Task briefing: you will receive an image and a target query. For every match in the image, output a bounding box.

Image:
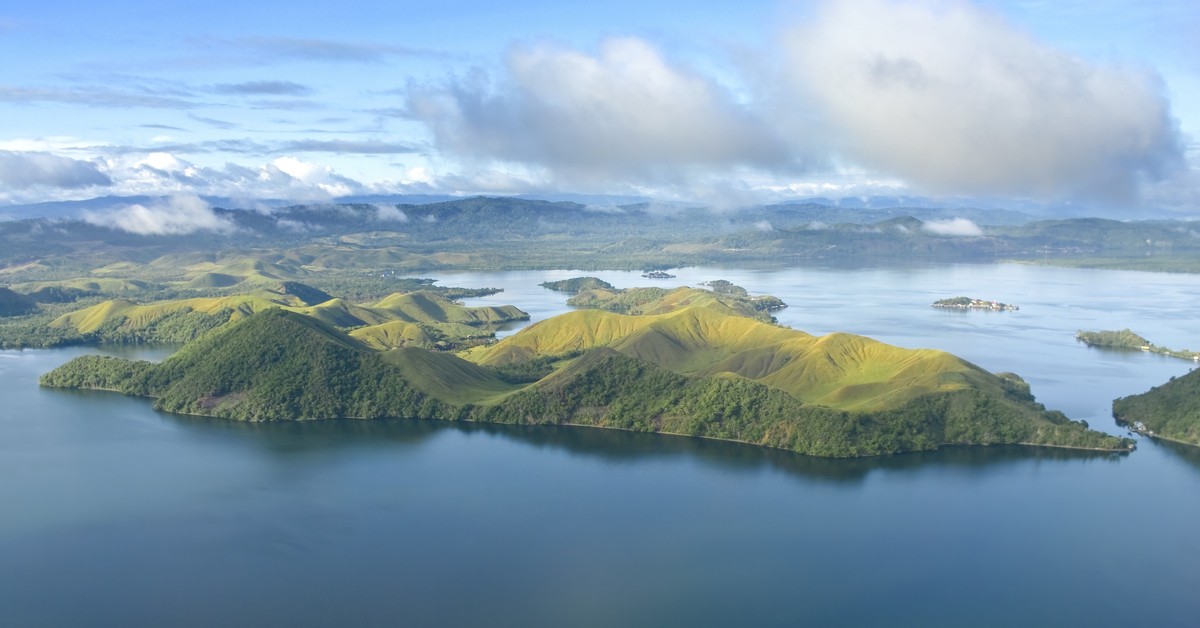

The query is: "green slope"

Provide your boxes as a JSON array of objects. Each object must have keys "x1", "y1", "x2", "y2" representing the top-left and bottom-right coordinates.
[
  {"x1": 465, "y1": 305, "x2": 1002, "y2": 413},
  {"x1": 46, "y1": 285, "x2": 528, "y2": 346},
  {"x1": 43, "y1": 310, "x2": 450, "y2": 421},
  {"x1": 42, "y1": 306, "x2": 1130, "y2": 457},
  {"x1": 1113, "y1": 370, "x2": 1200, "y2": 446},
  {"x1": 567, "y1": 285, "x2": 784, "y2": 321}
]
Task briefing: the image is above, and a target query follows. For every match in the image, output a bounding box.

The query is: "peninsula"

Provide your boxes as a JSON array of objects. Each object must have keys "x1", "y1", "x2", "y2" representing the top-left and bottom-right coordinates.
[
  {"x1": 1076, "y1": 329, "x2": 1199, "y2": 362},
  {"x1": 41, "y1": 286, "x2": 1131, "y2": 458}
]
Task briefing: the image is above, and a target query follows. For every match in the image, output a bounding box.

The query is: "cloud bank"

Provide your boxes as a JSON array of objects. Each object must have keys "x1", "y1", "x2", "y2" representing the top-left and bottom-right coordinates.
[
  {"x1": 84, "y1": 194, "x2": 234, "y2": 235},
  {"x1": 784, "y1": 0, "x2": 1182, "y2": 202},
  {"x1": 407, "y1": 0, "x2": 1184, "y2": 204},
  {"x1": 0, "y1": 151, "x2": 111, "y2": 189}
]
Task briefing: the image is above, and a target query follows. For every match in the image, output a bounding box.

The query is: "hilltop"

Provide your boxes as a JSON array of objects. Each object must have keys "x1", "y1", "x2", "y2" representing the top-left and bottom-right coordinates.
[
  {"x1": 566, "y1": 283, "x2": 785, "y2": 322},
  {"x1": 42, "y1": 304, "x2": 1130, "y2": 457}
]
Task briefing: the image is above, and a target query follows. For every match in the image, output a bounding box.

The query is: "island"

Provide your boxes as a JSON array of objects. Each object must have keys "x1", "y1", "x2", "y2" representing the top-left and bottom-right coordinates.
[
  {"x1": 1076, "y1": 329, "x2": 1199, "y2": 362},
  {"x1": 642, "y1": 270, "x2": 676, "y2": 279},
  {"x1": 539, "y1": 276, "x2": 616, "y2": 293},
  {"x1": 41, "y1": 287, "x2": 1132, "y2": 458},
  {"x1": 1113, "y1": 368, "x2": 1200, "y2": 447},
  {"x1": 932, "y1": 296, "x2": 1018, "y2": 311}
]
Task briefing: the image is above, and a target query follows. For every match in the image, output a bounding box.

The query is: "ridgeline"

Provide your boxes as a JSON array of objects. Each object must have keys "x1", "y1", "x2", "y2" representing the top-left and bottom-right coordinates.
[{"x1": 42, "y1": 301, "x2": 1131, "y2": 458}]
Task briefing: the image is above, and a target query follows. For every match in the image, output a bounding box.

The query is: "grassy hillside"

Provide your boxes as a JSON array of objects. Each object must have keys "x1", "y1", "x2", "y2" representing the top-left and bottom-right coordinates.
[
  {"x1": 42, "y1": 306, "x2": 1131, "y2": 457},
  {"x1": 41, "y1": 284, "x2": 528, "y2": 347},
  {"x1": 1113, "y1": 370, "x2": 1200, "y2": 446},
  {"x1": 567, "y1": 285, "x2": 784, "y2": 321},
  {"x1": 468, "y1": 305, "x2": 1026, "y2": 413}
]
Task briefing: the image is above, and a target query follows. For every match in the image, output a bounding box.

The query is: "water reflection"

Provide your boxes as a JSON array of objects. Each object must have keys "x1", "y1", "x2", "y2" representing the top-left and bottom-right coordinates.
[
  {"x1": 1148, "y1": 437, "x2": 1200, "y2": 471},
  {"x1": 157, "y1": 410, "x2": 1128, "y2": 484}
]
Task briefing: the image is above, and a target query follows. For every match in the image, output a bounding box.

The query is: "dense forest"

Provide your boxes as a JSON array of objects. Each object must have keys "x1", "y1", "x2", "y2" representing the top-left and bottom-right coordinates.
[{"x1": 1113, "y1": 368, "x2": 1200, "y2": 447}]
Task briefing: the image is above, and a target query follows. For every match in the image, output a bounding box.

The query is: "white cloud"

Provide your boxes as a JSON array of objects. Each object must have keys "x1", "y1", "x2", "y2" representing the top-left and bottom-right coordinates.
[
  {"x1": 408, "y1": 37, "x2": 793, "y2": 184},
  {"x1": 83, "y1": 194, "x2": 235, "y2": 235},
  {"x1": 374, "y1": 204, "x2": 408, "y2": 221},
  {"x1": 782, "y1": 0, "x2": 1182, "y2": 202},
  {"x1": 0, "y1": 150, "x2": 111, "y2": 190},
  {"x1": 922, "y1": 217, "x2": 984, "y2": 236}
]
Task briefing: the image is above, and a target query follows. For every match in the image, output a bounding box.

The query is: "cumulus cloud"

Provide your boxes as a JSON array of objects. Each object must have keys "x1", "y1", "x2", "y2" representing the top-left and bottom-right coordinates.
[
  {"x1": 922, "y1": 217, "x2": 984, "y2": 236},
  {"x1": 407, "y1": 37, "x2": 794, "y2": 184},
  {"x1": 782, "y1": 0, "x2": 1183, "y2": 202},
  {"x1": 0, "y1": 151, "x2": 111, "y2": 189},
  {"x1": 84, "y1": 194, "x2": 234, "y2": 235},
  {"x1": 404, "y1": 5, "x2": 1183, "y2": 204}
]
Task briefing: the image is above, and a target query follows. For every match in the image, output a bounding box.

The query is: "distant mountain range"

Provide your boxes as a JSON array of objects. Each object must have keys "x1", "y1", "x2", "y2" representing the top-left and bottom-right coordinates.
[{"x1": 0, "y1": 192, "x2": 1137, "y2": 223}]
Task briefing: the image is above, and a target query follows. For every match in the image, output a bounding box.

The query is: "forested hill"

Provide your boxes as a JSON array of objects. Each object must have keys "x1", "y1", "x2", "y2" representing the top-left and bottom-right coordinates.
[
  {"x1": 1113, "y1": 369, "x2": 1200, "y2": 447},
  {"x1": 41, "y1": 306, "x2": 1132, "y2": 457}
]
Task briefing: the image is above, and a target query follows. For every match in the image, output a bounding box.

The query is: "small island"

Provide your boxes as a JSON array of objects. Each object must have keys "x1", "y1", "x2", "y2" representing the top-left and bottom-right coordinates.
[
  {"x1": 932, "y1": 296, "x2": 1018, "y2": 311},
  {"x1": 539, "y1": 277, "x2": 616, "y2": 293},
  {"x1": 642, "y1": 270, "x2": 676, "y2": 279},
  {"x1": 1076, "y1": 329, "x2": 1199, "y2": 362}
]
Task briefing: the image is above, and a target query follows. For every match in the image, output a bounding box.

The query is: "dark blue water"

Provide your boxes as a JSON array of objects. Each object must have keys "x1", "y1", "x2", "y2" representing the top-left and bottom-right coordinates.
[{"x1": 2, "y1": 265, "x2": 1199, "y2": 627}]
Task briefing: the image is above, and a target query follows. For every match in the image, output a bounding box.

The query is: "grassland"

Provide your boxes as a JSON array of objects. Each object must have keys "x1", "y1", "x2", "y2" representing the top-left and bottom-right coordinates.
[{"x1": 41, "y1": 303, "x2": 1131, "y2": 457}]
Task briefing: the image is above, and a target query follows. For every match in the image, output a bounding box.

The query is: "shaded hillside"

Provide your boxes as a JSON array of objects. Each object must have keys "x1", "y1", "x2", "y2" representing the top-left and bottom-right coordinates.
[
  {"x1": 0, "y1": 287, "x2": 37, "y2": 316},
  {"x1": 1113, "y1": 370, "x2": 1200, "y2": 447}
]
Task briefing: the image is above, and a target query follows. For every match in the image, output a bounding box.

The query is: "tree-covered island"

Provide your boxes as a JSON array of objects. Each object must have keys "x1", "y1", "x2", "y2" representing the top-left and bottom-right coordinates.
[{"x1": 41, "y1": 286, "x2": 1132, "y2": 458}]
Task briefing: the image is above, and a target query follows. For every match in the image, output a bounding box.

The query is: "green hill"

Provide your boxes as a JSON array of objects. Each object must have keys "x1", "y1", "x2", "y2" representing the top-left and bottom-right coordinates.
[
  {"x1": 42, "y1": 310, "x2": 450, "y2": 421},
  {"x1": 44, "y1": 285, "x2": 529, "y2": 347},
  {"x1": 1113, "y1": 370, "x2": 1200, "y2": 446},
  {"x1": 0, "y1": 287, "x2": 38, "y2": 316},
  {"x1": 567, "y1": 285, "x2": 784, "y2": 321},
  {"x1": 42, "y1": 306, "x2": 1130, "y2": 457},
  {"x1": 468, "y1": 305, "x2": 1037, "y2": 413}
]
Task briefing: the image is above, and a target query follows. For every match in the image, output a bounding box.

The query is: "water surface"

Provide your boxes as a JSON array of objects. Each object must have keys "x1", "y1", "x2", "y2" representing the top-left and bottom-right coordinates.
[{"x1": 2, "y1": 264, "x2": 1198, "y2": 627}]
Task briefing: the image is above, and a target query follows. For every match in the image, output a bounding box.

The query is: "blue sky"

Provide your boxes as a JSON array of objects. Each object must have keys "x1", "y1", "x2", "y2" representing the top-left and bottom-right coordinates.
[{"x1": 1, "y1": 0, "x2": 1196, "y2": 214}]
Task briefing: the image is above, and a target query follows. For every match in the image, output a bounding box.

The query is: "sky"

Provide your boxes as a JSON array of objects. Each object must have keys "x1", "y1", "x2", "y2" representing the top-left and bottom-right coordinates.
[{"x1": 0, "y1": 0, "x2": 1197, "y2": 215}]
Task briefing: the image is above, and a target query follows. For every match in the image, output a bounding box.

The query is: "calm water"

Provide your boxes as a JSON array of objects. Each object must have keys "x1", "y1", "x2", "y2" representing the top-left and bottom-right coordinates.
[{"x1": 3, "y1": 264, "x2": 1199, "y2": 627}]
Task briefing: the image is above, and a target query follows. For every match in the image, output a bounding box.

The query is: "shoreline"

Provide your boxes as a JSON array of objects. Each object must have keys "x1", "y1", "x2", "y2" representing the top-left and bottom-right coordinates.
[{"x1": 43, "y1": 383, "x2": 1136, "y2": 458}]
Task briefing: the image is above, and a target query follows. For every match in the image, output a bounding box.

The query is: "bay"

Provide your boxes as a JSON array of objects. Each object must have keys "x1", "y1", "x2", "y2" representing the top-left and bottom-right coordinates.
[{"x1": 2, "y1": 263, "x2": 1198, "y2": 627}]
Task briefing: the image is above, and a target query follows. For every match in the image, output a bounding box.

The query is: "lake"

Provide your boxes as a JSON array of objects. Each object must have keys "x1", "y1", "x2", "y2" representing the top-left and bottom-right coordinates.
[{"x1": 2, "y1": 263, "x2": 1199, "y2": 627}]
